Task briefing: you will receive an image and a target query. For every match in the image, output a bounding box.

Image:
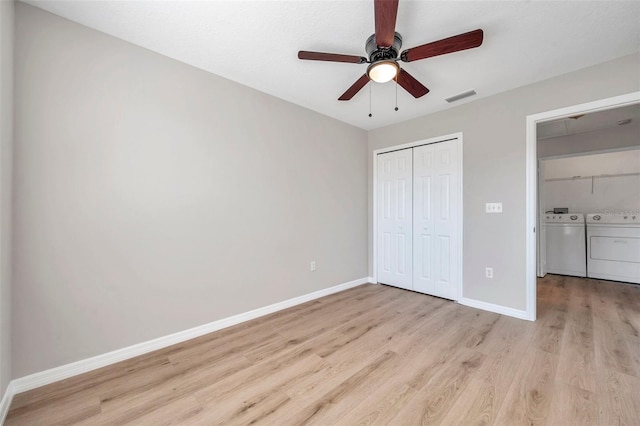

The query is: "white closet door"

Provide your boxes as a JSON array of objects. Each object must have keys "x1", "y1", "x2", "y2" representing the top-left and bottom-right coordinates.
[
  {"x1": 413, "y1": 140, "x2": 459, "y2": 300},
  {"x1": 377, "y1": 149, "x2": 413, "y2": 290},
  {"x1": 412, "y1": 144, "x2": 436, "y2": 295}
]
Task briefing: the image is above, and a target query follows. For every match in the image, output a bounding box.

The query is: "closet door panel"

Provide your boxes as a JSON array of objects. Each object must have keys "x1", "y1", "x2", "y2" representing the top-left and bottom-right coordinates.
[
  {"x1": 413, "y1": 144, "x2": 436, "y2": 295},
  {"x1": 377, "y1": 149, "x2": 413, "y2": 290},
  {"x1": 433, "y1": 141, "x2": 459, "y2": 300},
  {"x1": 413, "y1": 140, "x2": 459, "y2": 300}
]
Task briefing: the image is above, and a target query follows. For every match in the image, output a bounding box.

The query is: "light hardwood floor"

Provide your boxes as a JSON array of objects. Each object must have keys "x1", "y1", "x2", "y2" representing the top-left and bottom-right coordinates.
[{"x1": 6, "y1": 275, "x2": 640, "y2": 425}]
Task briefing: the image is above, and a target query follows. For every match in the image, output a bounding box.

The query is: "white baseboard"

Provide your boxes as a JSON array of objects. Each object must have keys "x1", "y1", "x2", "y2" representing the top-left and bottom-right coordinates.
[
  {"x1": 368, "y1": 276, "x2": 375, "y2": 284},
  {"x1": 459, "y1": 297, "x2": 530, "y2": 321},
  {"x1": 6, "y1": 276, "x2": 371, "y2": 402},
  {"x1": 0, "y1": 382, "x2": 15, "y2": 425}
]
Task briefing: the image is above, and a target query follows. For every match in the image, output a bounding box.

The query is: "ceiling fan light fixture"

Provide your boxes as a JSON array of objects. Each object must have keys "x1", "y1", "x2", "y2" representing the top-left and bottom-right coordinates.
[{"x1": 367, "y1": 60, "x2": 399, "y2": 83}]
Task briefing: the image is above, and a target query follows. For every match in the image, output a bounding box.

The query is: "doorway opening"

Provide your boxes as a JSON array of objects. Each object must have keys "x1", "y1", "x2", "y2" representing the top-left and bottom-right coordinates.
[{"x1": 525, "y1": 91, "x2": 640, "y2": 321}]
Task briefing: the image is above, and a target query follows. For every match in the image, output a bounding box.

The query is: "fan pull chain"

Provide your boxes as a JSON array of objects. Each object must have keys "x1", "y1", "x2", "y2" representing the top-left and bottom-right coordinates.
[
  {"x1": 395, "y1": 78, "x2": 399, "y2": 111},
  {"x1": 368, "y1": 84, "x2": 372, "y2": 117}
]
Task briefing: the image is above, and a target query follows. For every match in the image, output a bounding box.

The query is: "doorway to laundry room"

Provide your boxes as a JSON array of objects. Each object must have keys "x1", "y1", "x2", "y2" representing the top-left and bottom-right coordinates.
[
  {"x1": 526, "y1": 92, "x2": 640, "y2": 322},
  {"x1": 527, "y1": 93, "x2": 640, "y2": 324},
  {"x1": 528, "y1": 97, "x2": 640, "y2": 382},
  {"x1": 536, "y1": 104, "x2": 640, "y2": 284}
]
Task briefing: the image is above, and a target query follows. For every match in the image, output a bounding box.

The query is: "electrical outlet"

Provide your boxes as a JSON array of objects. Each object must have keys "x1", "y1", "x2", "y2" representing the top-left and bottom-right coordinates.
[
  {"x1": 485, "y1": 202, "x2": 503, "y2": 213},
  {"x1": 485, "y1": 267, "x2": 493, "y2": 278},
  {"x1": 310, "y1": 261, "x2": 316, "y2": 271}
]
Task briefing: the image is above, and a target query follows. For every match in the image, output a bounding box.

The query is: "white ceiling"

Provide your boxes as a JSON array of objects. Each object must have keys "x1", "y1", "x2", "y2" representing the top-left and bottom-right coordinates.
[
  {"x1": 538, "y1": 103, "x2": 640, "y2": 139},
  {"x1": 23, "y1": 0, "x2": 640, "y2": 131}
]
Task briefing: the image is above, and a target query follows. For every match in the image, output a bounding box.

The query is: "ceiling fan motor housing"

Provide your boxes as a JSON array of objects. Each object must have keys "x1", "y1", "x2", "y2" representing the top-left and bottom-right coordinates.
[{"x1": 366, "y1": 32, "x2": 403, "y2": 62}]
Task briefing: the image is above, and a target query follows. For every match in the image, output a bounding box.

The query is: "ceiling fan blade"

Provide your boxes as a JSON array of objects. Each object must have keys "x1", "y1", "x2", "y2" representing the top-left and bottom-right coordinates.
[
  {"x1": 395, "y1": 69, "x2": 429, "y2": 98},
  {"x1": 338, "y1": 74, "x2": 370, "y2": 101},
  {"x1": 374, "y1": 0, "x2": 399, "y2": 47},
  {"x1": 298, "y1": 51, "x2": 367, "y2": 64},
  {"x1": 400, "y1": 29, "x2": 484, "y2": 62}
]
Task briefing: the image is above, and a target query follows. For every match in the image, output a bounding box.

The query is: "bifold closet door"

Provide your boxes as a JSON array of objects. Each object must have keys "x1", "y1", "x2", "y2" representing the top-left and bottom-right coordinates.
[
  {"x1": 376, "y1": 149, "x2": 413, "y2": 290},
  {"x1": 413, "y1": 141, "x2": 459, "y2": 300}
]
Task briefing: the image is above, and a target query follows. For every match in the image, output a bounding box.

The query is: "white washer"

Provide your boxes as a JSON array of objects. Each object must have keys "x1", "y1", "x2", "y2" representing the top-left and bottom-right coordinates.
[
  {"x1": 544, "y1": 213, "x2": 586, "y2": 277},
  {"x1": 587, "y1": 213, "x2": 640, "y2": 284}
]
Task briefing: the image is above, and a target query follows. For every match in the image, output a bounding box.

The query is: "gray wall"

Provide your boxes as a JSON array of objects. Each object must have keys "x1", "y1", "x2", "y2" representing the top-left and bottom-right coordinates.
[
  {"x1": 0, "y1": 0, "x2": 14, "y2": 396},
  {"x1": 538, "y1": 120, "x2": 640, "y2": 158},
  {"x1": 542, "y1": 150, "x2": 640, "y2": 214},
  {"x1": 13, "y1": 3, "x2": 368, "y2": 377},
  {"x1": 368, "y1": 53, "x2": 640, "y2": 311}
]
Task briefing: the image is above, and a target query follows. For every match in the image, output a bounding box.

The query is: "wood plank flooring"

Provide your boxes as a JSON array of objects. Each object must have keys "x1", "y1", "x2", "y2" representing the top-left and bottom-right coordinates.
[{"x1": 6, "y1": 275, "x2": 640, "y2": 425}]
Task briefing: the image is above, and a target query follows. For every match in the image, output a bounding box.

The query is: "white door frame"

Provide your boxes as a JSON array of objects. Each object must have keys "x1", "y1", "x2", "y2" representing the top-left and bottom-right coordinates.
[
  {"x1": 373, "y1": 132, "x2": 464, "y2": 302},
  {"x1": 525, "y1": 91, "x2": 640, "y2": 321},
  {"x1": 537, "y1": 159, "x2": 546, "y2": 278}
]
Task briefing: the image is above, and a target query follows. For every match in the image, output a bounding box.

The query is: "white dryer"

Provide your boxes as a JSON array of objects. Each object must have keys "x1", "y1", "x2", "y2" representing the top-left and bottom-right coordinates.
[
  {"x1": 544, "y1": 213, "x2": 586, "y2": 277},
  {"x1": 587, "y1": 213, "x2": 640, "y2": 284}
]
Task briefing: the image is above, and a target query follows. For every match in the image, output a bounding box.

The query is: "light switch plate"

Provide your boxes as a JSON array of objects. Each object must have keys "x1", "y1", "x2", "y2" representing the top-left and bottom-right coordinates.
[{"x1": 486, "y1": 202, "x2": 503, "y2": 213}]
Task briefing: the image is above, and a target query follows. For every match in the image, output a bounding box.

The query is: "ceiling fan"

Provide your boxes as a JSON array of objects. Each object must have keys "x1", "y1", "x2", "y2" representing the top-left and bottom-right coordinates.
[{"x1": 297, "y1": 0, "x2": 484, "y2": 101}]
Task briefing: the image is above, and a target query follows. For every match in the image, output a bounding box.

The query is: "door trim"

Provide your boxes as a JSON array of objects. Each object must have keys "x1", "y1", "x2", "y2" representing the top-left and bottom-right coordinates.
[
  {"x1": 537, "y1": 159, "x2": 546, "y2": 278},
  {"x1": 373, "y1": 132, "x2": 464, "y2": 302},
  {"x1": 525, "y1": 91, "x2": 640, "y2": 321}
]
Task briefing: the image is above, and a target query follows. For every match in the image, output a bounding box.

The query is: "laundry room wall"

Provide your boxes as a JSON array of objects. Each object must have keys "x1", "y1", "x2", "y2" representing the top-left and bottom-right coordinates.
[
  {"x1": 542, "y1": 149, "x2": 640, "y2": 214},
  {"x1": 538, "y1": 120, "x2": 639, "y2": 158}
]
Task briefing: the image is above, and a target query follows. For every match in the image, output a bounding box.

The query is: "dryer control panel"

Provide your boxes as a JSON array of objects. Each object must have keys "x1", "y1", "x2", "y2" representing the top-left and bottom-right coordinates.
[{"x1": 586, "y1": 213, "x2": 640, "y2": 224}]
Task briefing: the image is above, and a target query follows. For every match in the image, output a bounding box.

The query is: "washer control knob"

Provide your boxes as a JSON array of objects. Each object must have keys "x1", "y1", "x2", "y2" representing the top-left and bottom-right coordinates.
[
  {"x1": 624, "y1": 216, "x2": 628, "y2": 219},
  {"x1": 570, "y1": 215, "x2": 578, "y2": 220},
  {"x1": 593, "y1": 215, "x2": 601, "y2": 221}
]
